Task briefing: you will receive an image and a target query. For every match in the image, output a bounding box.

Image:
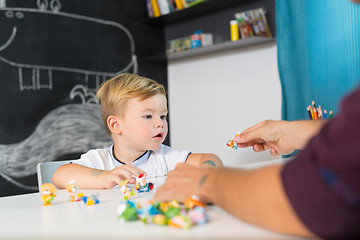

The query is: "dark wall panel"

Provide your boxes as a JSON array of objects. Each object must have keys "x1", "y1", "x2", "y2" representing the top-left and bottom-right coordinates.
[{"x1": 0, "y1": 0, "x2": 166, "y2": 196}]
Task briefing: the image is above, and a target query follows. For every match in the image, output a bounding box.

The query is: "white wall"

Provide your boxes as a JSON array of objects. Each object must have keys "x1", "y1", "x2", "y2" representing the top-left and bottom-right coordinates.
[{"x1": 167, "y1": 42, "x2": 282, "y2": 167}]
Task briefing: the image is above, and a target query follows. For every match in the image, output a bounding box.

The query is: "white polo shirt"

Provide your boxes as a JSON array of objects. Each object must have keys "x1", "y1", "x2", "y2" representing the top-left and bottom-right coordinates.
[{"x1": 72, "y1": 144, "x2": 190, "y2": 177}]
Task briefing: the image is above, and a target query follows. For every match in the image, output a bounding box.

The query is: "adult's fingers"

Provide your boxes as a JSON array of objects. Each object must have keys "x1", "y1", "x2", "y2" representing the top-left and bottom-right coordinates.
[
  {"x1": 155, "y1": 163, "x2": 200, "y2": 202},
  {"x1": 154, "y1": 183, "x2": 178, "y2": 202},
  {"x1": 252, "y1": 142, "x2": 272, "y2": 152},
  {"x1": 270, "y1": 148, "x2": 280, "y2": 156},
  {"x1": 235, "y1": 120, "x2": 273, "y2": 144},
  {"x1": 234, "y1": 131, "x2": 265, "y2": 149},
  {"x1": 237, "y1": 128, "x2": 265, "y2": 144}
]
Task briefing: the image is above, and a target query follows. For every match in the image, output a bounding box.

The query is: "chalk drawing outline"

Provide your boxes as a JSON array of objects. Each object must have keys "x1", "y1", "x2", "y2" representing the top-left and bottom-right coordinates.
[
  {"x1": 0, "y1": 3, "x2": 138, "y2": 92},
  {"x1": 0, "y1": 1, "x2": 132, "y2": 191}
]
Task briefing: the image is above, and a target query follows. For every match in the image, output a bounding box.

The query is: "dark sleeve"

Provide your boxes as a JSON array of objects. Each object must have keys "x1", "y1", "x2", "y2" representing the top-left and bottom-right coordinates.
[{"x1": 281, "y1": 86, "x2": 360, "y2": 240}]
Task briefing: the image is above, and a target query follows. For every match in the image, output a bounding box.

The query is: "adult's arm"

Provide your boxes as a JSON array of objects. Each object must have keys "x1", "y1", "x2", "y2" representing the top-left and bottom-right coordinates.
[{"x1": 154, "y1": 163, "x2": 316, "y2": 238}]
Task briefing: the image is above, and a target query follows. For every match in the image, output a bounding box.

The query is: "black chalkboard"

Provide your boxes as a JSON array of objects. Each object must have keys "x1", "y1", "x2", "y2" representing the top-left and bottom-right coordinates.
[{"x1": 0, "y1": 0, "x2": 167, "y2": 196}]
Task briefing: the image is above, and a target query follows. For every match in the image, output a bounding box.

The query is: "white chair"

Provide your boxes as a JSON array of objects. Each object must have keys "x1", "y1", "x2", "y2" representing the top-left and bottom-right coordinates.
[{"x1": 37, "y1": 160, "x2": 71, "y2": 192}]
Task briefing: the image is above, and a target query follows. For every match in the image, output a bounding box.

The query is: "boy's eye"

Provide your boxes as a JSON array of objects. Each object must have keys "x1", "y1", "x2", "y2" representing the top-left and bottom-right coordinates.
[
  {"x1": 161, "y1": 115, "x2": 167, "y2": 120},
  {"x1": 143, "y1": 115, "x2": 152, "y2": 119}
]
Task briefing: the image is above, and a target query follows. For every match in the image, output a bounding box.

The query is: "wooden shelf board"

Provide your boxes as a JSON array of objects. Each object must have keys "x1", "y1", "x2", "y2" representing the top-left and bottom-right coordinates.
[{"x1": 167, "y1": 37, "x2": 275, "y2": 61}]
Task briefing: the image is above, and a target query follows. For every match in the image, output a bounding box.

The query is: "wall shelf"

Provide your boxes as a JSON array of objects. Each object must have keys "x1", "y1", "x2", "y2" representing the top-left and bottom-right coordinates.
[
  {"x1": 167, "y1": 37, "x2": 275, "y2": 61},
  {"x1": 142, "y1": 0, "x2": 252, "y2": 26},
  {"x1": 138, "y1": 0, "x2": 276, "y2": 63}
]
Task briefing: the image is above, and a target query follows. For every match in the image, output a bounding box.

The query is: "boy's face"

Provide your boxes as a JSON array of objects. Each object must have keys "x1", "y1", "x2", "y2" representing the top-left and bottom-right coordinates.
[{"x1": 119, "y1": 94, "x2": 168, "y2": 151}]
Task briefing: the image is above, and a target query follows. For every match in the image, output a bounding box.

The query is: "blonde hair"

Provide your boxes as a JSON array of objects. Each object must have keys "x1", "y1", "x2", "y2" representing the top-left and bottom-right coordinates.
[{"x1": 96, "y1": 73, "x2": 166, "y2": 135}]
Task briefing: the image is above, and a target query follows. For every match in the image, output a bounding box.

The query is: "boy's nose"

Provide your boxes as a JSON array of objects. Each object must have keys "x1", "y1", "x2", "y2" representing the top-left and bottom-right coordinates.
[
  {"x1": 155, "y1": 122, "x2": 163, "y2": 128},
  {"x1": 155, "y1": 119, "x2": 164, "y2": 128}
]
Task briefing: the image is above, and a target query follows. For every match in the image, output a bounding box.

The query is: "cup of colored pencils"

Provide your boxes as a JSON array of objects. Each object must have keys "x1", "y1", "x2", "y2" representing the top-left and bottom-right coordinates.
[{"x1": 307, "y1": 101, "x2": 333, "y2": 120}]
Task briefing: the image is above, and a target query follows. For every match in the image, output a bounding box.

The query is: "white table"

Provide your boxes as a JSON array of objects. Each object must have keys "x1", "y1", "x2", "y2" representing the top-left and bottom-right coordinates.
[{"x1": 0, "y1": 175, "x2": 303, "y2": 240}]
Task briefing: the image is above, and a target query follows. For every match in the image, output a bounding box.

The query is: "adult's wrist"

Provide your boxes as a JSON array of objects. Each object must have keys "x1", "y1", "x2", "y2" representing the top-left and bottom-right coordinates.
[
  {"x1": 290, "y1": 120, "x2": 326, "y2": 150},
  {"x1": 197, "y1": 168, "x2": 219, "y2": 203}
]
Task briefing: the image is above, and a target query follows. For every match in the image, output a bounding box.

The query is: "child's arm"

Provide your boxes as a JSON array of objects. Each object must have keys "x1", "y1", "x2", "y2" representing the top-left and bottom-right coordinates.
[
  {"x1": 185, "y1": 153, "x2": 223, "y2": 168},
  {"x1": 52, "y1": 163, "x2": 145, "y2": 189}
]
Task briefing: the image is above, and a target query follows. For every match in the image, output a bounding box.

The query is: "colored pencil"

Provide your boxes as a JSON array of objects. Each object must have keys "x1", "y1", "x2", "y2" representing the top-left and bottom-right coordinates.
[
  {"x1": 318, "y1": 105, "x2": 323, "y2": 119},
  {"x1": 309, "y1": 105, "x2": 314, "y2": 119},
  {"x1": 307, "y1": 106, "x2": 312, "y2": 119},
  {"x1": 313, "y1": 106, "x2": 318, "y2": 120}
]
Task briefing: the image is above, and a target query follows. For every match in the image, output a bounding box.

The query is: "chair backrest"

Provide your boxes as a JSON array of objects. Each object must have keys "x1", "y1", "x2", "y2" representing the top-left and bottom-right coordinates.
[{"x1": 37, "y1": 160, "x2": 71, "y2": 192}]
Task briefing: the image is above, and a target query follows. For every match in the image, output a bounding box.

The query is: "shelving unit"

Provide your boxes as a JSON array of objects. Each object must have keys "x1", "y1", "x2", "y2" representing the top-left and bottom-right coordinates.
[
  {"x1": 142, "y1": 0, "x2": 253, "y2": 25},
  {"x1": 167, "y1": 37, "x2": 275, "y2": 61},
  {"x1": 139, "y1": 37, "x2": 275, "y2": 62},
  {"x1": 140, "y1": 0, "x2": 276, "y2": 62}
]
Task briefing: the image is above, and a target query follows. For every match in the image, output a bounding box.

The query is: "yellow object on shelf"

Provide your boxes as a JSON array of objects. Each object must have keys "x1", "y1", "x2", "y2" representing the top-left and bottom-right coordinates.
[
  {"x1": 174, "y1": 0, "x2": 184, "y2": 10},
  {"x1": 230, "y1": 20, "x2": 239, "y2": 41},
  {"x1": 151, "y1": 0, "x2": 161, "y2": 17}
]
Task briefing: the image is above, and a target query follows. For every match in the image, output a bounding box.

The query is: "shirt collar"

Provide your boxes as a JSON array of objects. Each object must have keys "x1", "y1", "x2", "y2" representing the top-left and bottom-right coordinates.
[{"x1": 109, "y1": 145, "x2": 149, "y2": 167}]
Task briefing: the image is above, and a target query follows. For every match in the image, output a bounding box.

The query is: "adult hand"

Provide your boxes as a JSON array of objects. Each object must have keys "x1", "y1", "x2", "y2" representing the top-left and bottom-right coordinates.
[
  {"x1": 233, "y1": 120, "x2": 294, "y2": 156},
  {"x1": 154, "y1": 163, "x2": 214, "y2": 203},
  {"x1": 233, "y1": 120, "x2": 325, "y2": 156},
  {"x1": 102, "y1": 165, "x2": 145, "y2": 188}
]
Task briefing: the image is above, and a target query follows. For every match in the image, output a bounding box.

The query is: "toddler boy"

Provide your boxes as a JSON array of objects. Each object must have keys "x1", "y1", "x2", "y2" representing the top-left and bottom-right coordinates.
[{"x1": 53, "y1": 73, "x2": 222, "y2": 189}]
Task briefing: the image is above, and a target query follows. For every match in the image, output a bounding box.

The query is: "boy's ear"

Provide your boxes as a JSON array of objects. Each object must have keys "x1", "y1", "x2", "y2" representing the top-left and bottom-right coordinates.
[{"x1": 107, "y1": 115, "x2": 122, "y2": 134}]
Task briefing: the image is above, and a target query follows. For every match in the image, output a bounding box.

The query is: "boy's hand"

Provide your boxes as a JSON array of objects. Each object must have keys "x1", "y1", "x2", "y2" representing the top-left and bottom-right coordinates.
[{"x1": 101, "y1": 165, "x2": 145, "y2": 188}]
